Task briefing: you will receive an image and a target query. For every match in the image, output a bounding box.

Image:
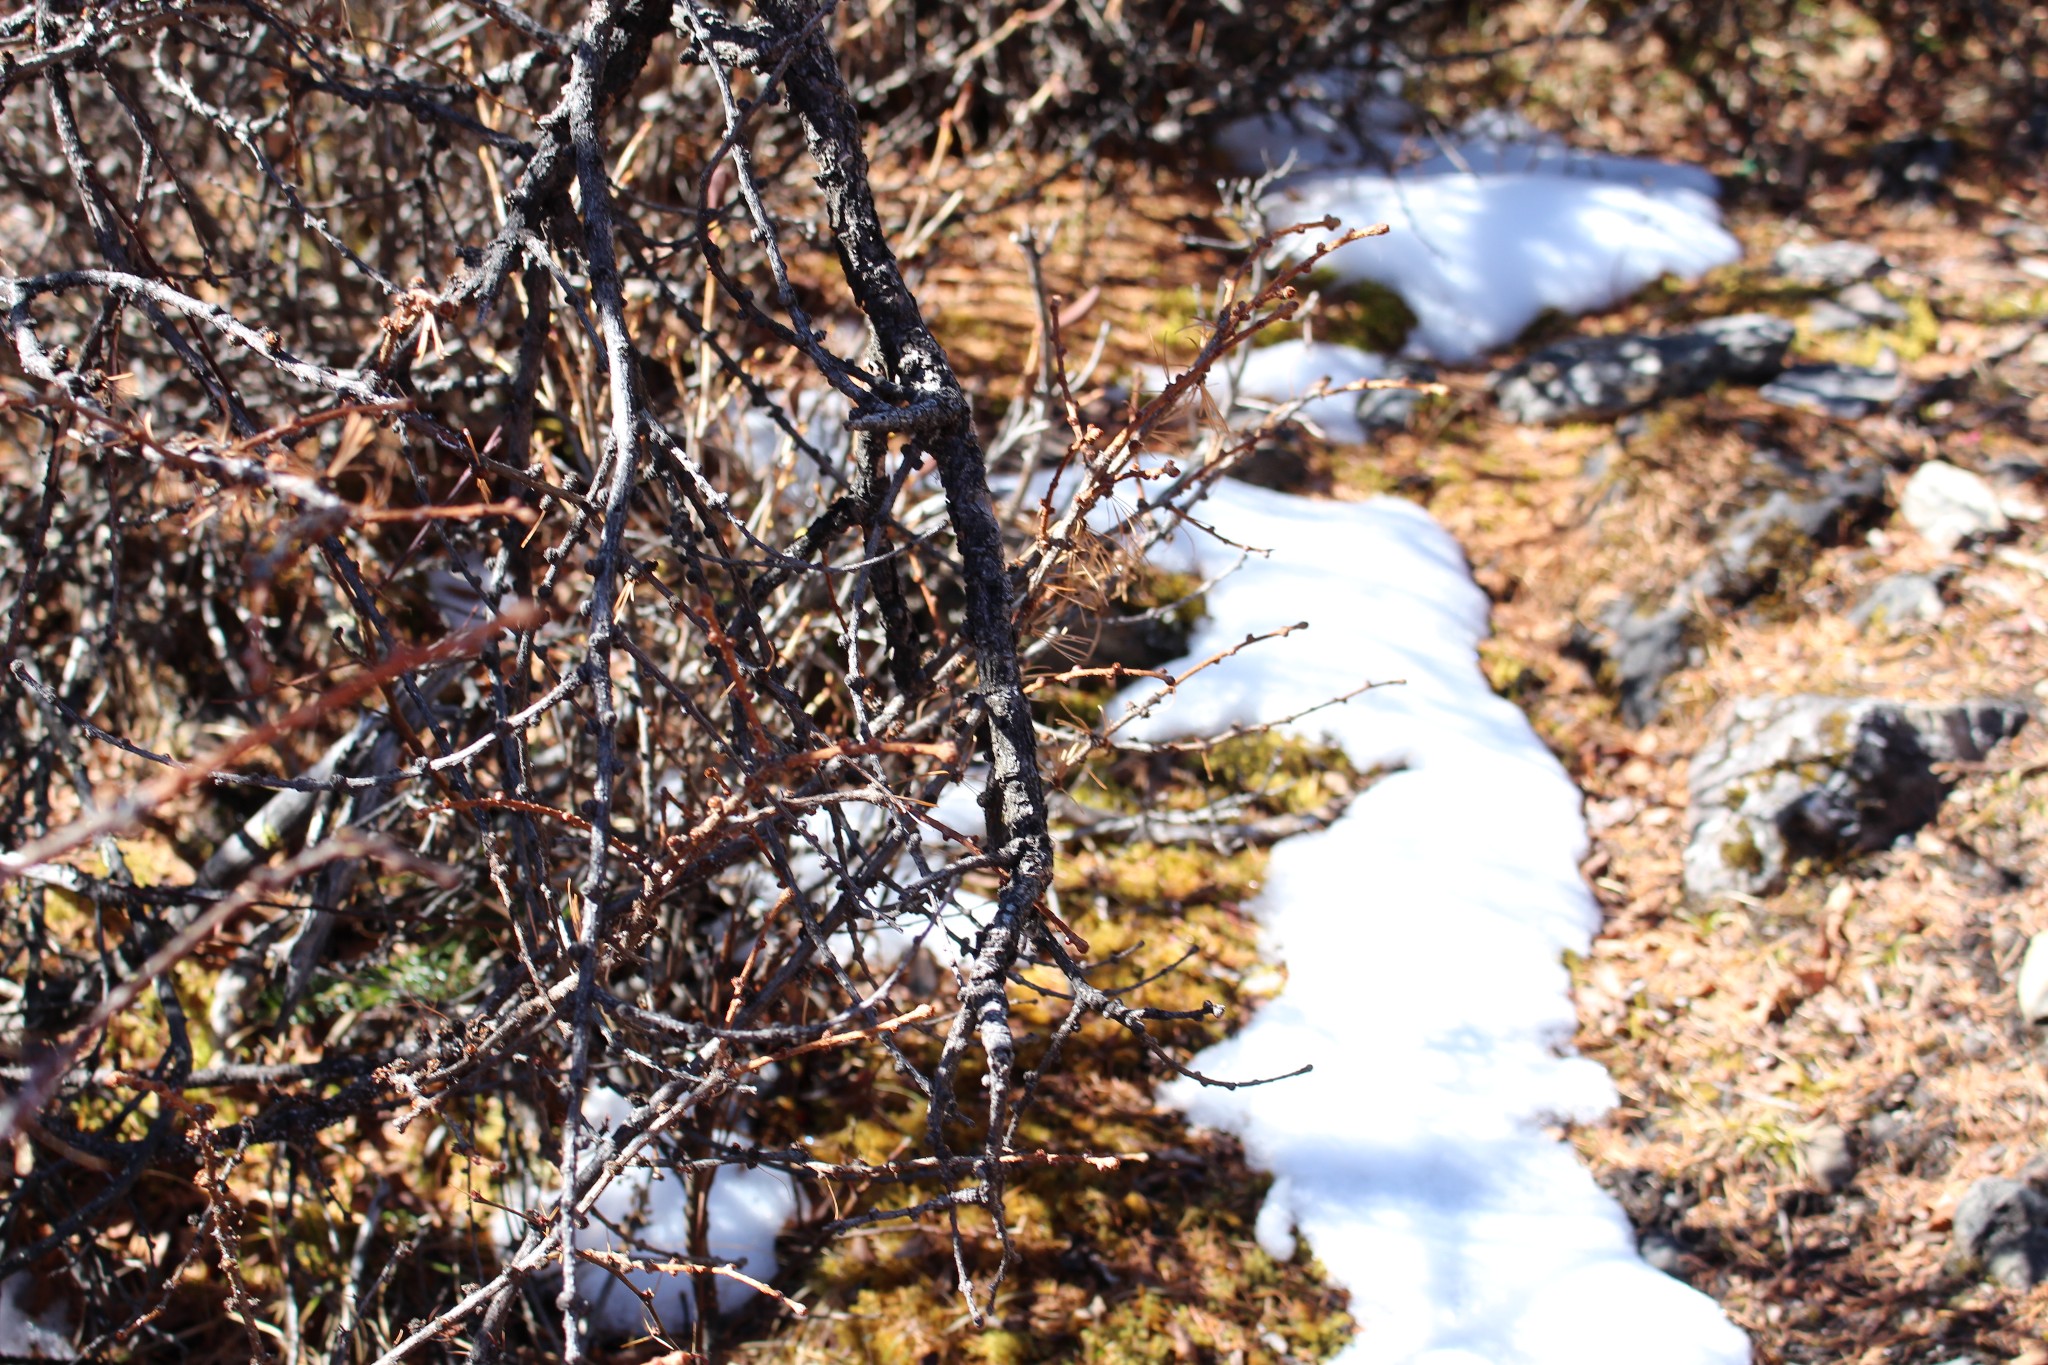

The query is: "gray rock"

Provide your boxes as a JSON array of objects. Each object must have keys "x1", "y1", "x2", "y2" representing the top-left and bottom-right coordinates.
[
  {"x1": 1774, "y1": 240, "x2": 1884, "y2": 288},
  {"x1": 1637, "y1": 1229, "x2": 1685, "y2": 1276},
  {"x1": 1804, "y1": 298, "x2": 1868, "y2": 335},
  {"x1": 1759, "y1": 363, "x2": 1908, "y2": 419},
  {"x1": 1989, "y1": 455, "x2": 2047, "y2": 487},
  {"x1": 1606, "y1": 604, "x2": 1696, "y2": 729},
  {"x1": 1803, "y1": 1124, "x2": 1856, "y2": 1192},
  {"x1": 1850, "y1": 571, "x2": 1949, "y2": 633},
  {"x1": 1687, "y1": 463, "x2": 1887, "y2": 605},
  {"x1": 1994, "y1": 217, "x2": 2048, "y2": 254},
  {"x1": 1875, "y1": 135, "x2": 1955, "y2": 203},
  {"x1": 1356, "y1": 359, "x2": 1436, "y2": 433},
  {"x1": 1865, "y1": 1108, "x2": 1946, "y2": 1175},
  {"x1": 1804, "y1": 283, "x2": 1906, "y2": 335},
  {"x1": 1233, "y1": 422, "x2": 1316, "y2": 491},
  {"x1": 1578, "y1": 441, "x2": 1619, "y2": 489},
  {"x1": 1601, "y1": 463, "x2": 1885, "y2": 726},
  {"x1": 1688, "y1": 313, "x2": 1801, "y2": 377},
  {"x1": 1494, "y1": 314, "x2": 1794, "y2": 424},
  {"x1": 1953, "y1": 1177, "x2": 2048, "y2": 1289},
  {"x1": 1836, "y1": 282, "x2": 1908, "y2": 325},
  {"x1": 1902, "y1": 461, "x2": 2011, "y2": 552},
  {"x1": 1683, "y1": 695, "x2": 2029, "y2": 900}
]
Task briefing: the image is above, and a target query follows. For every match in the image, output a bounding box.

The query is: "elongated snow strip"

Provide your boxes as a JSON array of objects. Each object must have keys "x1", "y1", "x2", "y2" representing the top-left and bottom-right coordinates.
[{"x1": 1123, "y1": 480, "x2": 1750, "y2": 1365}]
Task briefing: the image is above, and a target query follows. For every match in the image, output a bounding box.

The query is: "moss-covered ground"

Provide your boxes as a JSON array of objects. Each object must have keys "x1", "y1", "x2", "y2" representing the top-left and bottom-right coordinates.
[{"x1": 727, "y1": 724, "x2": 1367, "y2": 1365}]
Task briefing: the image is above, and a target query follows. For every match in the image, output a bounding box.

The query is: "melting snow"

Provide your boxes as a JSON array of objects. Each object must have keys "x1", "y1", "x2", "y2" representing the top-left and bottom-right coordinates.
[
  {"x1": 520, "y1": 1086, "x2": 797, "y2": 1336},
  {"x1": 1221, "y1": 107, "x2": 1741, "y2": 360},
  {"x1": 1208, "y1": 340, "x2": 1393, "y2": 445},
  {"x1": 0, "y1": 1274, "x2": 68, "y2": 1359},
  {"x1": 1118, "y1": 477, "x2": 1749, "y2": 1365}
]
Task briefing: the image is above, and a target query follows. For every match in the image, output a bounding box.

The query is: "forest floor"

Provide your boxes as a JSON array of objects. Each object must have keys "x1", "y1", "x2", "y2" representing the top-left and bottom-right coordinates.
[
  {"x1": 13, "y1": 9, "x2": 2046, "y2": 1364},
  {"x1": 806, "y1": 95, "x2": 2048, "y2": 1365}
]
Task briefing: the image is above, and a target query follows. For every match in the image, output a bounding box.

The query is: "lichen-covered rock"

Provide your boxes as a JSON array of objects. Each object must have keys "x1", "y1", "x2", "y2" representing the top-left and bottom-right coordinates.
[
  {"x1": 1493, "y1": 314, "x2": 1794, "y2": 424},
  {"x1": 1597, "y1": 463, "x2": 1885, "y2": 726},
  {"x1": 1356, "y1": 359, "x2": 1437, "y2": 433},
  {"x1": 1835, "y1": 282, "x2": 1908, "y2": 325},
  {"x1": 1683, "y1": 696, "x2": 2030, "y2": 900},
  {"x1": 1850, "y1": 571, "x2": 1950, "y2": 634},
  {"x1": 1773, "y1": 240, "x2": 1884, "y2": 287},
  {"x1": 1758, "y1": 363, "x2": 1907, "y2": 419},
  {"x1": 1902, "y1": 460, "x2": 2011, "y2": 552},
  {"x1": 1803, "y1": 284, "x2": 1910, "y2": 335},
  {"x1": 1604, "y1": 604, "x2": 1695, "y2": 729},
  {"x1": 1685, "y1": 463, "x2": 1886, "y2": 606},
  {"x1": 1804, "y1": 297, "x2": 1868, "y2": 335},
  {"x1": 1953, "y1": 1177, "x2": 2048, "y2": 1290}
]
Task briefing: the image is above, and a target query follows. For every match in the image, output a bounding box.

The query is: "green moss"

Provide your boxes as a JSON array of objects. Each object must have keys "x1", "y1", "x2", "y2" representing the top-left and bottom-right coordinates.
[
  {"x1": 1675, "y1": 264, "x2": 1824, "y2": 317},
  {"x1": 757, "y1": 933, "x2": 1352, "y2": 1361},
  {"x1": 1958, "y1": 286, "x2": 2048, "y2": 324},
  {"x1": 709, "y1": 672, "x2": 1378, "y2": 1365},
  {"x1": 1801, "y1": 289, "x2": 1941, "y2": 365},
  {"x1": 1733, "y1": 1112, "x2": 1806, "y2": 1175},
  {"x1": 1039, "y1": 682, "x2": 1110, "y2": 729},
  {"x1": 1887, "y1": 293, "x2": 1941, "y2": 360},
  {"x1": 841, "y1": 1285, "x2": 952, "y2": 1365},
  {"x1": 1064, "y1": 729, "x2": 1361, "y2": 829},
  {"x1": 1059, "y1": 842, "x2": 1266, "y2": 907},
  {"x1": 965, "y1": 1329, "x2": 1034, "y2": 1365},
  {"x1": 1136, "y1": 569, "x2": 1208, "y2": 636},
  {"x1": 1149, "y1": 286, "x2": 1208, "y2": 352},
  {"x1": 304, "y1": 932, "x2": 481, "y2": 1016},
  {"x1": 1480, "y1": 639, "x2": 1547, "y2": 701},
  {"x1": 1720, "y1": 824, "x2": 1765, "y2": 874},
  {"x1": 733, "y1": 726, "x2": 1362, "y2": 1365},
  {"x1": 1324, "y1": 450, "x2": 1401, "y2": 496},
  {"x1": 1511, "y1": 305, "x2": 1580, "y2": 351},
  {"x1": 1267, "y1": 270, "x2": 1419, "y2": 355},
  {"x1": 1195, "y1": 732, "x2": 1357, "y2": 816}
]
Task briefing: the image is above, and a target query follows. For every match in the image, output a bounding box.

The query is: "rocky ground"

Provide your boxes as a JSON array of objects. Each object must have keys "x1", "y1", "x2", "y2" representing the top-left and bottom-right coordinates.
[
  {"x1": 1423, "y1": 202, "x2": 2048, "y2": 1365},
  {"x1": 1294, "y1": 169, "x2": 2048, "y2": 1363}
]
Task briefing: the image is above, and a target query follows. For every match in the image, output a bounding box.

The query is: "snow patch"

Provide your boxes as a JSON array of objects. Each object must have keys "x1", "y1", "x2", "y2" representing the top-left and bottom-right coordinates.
[
  {"x1": 1223, "y1": 109, "x2": 1740, "y2": 361},
  {"x1": 523, "y1": 1087, "x2": 797, "y2": 1337},
  {"x1": 1117, "y1": 481, "x2": 1749, "y2": 1365},
  {"x1": 0, "y1": 1274, "x2": 69, "y2": 1359},
  {"x1": 1211, "y1": 340, "x2": 1392, "y2": 445}
]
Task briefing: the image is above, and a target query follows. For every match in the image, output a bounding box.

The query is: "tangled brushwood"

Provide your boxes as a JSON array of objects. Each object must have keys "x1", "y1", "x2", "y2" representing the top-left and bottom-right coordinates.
[{"x1": 0, "y1": 1, "x2": 1393, "y2": 1358}]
